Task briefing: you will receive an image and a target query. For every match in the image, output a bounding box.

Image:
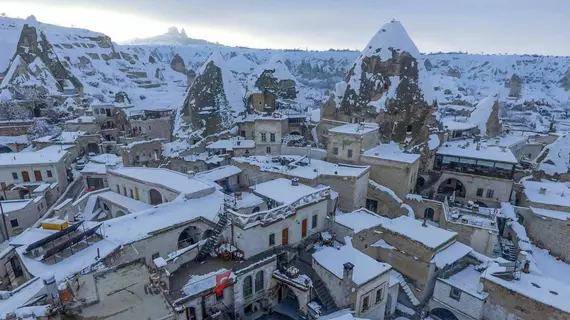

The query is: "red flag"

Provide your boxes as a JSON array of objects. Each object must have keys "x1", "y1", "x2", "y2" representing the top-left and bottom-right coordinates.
[{"x1": 214, "y1": 269, "x2": 232, "y2": 296}]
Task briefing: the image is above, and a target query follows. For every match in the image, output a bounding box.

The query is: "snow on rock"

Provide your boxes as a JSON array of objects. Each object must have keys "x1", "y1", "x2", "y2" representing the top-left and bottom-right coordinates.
[
  {"x1": 428, "y1": 134, "x2": 440, "y2": 150},
  {"x1": 369, "y1": 180, "x2": 415, "y2": 218},
  {"x1": 500, "y1": 202, "x2": 531, "y2": 252},
  {"x1": 468, "y1": 94, "x2": 500, "y2": 137},
  {"x1": 535, "y1": 133, "x2": 570, "y2": 176},
  {"x1": 227, "y1": 54, "x2": 257, "y2": 74}
]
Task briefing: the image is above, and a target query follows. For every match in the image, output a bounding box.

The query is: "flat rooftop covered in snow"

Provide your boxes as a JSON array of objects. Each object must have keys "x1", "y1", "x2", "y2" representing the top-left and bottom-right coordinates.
[
  {"x1": 335, "y1": 208, "x2": 388, "y2": 234},
  {"x1": 1, "y1": 199, "x2": 32, "y2": 214},
  {"x1": 195, "y1": 165, "x2": 242, "y2": 182},
  {"x1": 34, "y1": 131, "x2": 86, "y2": 143},
  {"x1": 108, "y1": 167, "x2": 216, "y2": 196},
  {"x1": 362, "y1": 142, "x2": 420, "y2": 164},
  {"x1": 442, "y1": 120, "x2": 477, "y2": 131},
  {"x1": 232, "y1": 155, "x2": 369, "y2": 180},
  {"x1": 0, "y1": 149, "x2": 67, "y2": 166},
  {"x1": 430, "y1": 241, "x2": 473, "y2": 268},
  {"x1": 252, "y1": 178, "x2": 322, "y2": 205},
  {"x1": 206, "y1": 139, "x2": 255, "y2": 149},
  {"x1": 436, "y1": 139, "x2": 518, "y2": 164},
  {"x1": 313, "y1": 240, "x2": 391, "y2": 286},
  {"x1": 439, "y1": 266, "x2": 488, "y2": 299},
  {"x1": 65, "y1": 115, "x2": 95, "y2": 124},
  {"x1": 522, "y1": 180, "x2": 570, "y2": 208},
  {"x1": 328, "y1": 122, "x2": 379, "y2": 135},
  {"x1": 381, "y1": 216, "x2": 457, "y2": 249}
]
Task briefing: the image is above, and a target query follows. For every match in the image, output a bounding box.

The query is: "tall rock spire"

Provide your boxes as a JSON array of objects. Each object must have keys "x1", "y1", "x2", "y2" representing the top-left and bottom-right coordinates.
[{"x1": 322, "y1": 20, "x2": 436, "y2": 148}]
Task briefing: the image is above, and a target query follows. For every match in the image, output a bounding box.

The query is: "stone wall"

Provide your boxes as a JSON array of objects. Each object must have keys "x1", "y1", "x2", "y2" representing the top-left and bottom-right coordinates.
[
  {"x1": 130, "y1": 117, "x2": 172, "y2": 143},
  {"x1": 366, "y1": 182, "x2": 408, "y2": 218},
  {"x1": 525, "y1": 212, "x2": 570, "y2": 261},
  {"x1": 482, "y1": 278, "x2": 570, "y2": 320},
  {"x1": 233, "y1": 258, "x2": 279, "y2": 319},
  {"x1": 439, "y1": 219, "x2": 499, "y2": 257},
  {"x1": 433, "y1": 171, "x2": 514, "y2": 207},
  {"x1": 430, "y1": 279, "x2": 486, "y2": 320},
  {"x1": 120, "y1": 139, "x2": 163, "y2": 167},
  {"x1": 361, "y1": 155, "x2": 419, "y2": 199}
]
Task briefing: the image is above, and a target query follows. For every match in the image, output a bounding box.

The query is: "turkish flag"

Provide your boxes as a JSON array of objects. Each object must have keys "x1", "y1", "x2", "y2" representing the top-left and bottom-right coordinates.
[{"x1": 214, "y1": 269, "x2": 232, "y2": 296}]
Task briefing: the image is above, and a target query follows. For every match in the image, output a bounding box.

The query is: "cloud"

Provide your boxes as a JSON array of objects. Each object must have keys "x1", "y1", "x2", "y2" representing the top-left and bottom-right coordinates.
[{"x1": 4, "y1": 0, "x2": 570, "y2": 55}]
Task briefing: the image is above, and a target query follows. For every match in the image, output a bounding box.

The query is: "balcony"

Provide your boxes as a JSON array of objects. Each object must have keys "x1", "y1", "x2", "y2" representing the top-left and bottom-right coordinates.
[{"x1": 434, "y1": 155, "x2": 514, "y2": 180}]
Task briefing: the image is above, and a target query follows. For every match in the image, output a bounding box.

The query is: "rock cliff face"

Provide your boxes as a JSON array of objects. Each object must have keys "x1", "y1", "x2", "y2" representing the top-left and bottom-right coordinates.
[
  {"x1": 180, "y1": 52, "x2": 245, "y2": 136},
  {"x1": 322, "y1": 20, "x2": 436, "y2": 148},
  {"x1": 509, "y1": 74, "x2": 522, "y2": 98},
  {"x1": 468, "y1": 95, "x2": 501, "y2": 138}
]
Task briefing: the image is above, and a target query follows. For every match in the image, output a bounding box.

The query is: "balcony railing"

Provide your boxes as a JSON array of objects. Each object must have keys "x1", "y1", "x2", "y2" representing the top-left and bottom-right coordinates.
[{"x1": 228, "y1": 187, "x2": 330, "y2": 228}]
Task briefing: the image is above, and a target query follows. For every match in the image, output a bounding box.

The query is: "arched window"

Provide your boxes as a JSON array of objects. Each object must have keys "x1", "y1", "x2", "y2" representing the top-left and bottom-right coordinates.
[
  {"x1": 255, "y1": 271, "x2": 264, "y2": 292},
  {"x1": 94, "y1": 108, "x2": 99, "y2": 114},
  {"x1": 424, "y1": 208, "x2": 435, "y2": 221},
  {"x1": 243, "y1": 275, "x2": 252, "y2": 297}
]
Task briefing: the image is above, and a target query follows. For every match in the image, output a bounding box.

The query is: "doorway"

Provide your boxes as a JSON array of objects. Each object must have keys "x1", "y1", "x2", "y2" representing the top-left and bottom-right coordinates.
[
  {"x1": 301, "y1": 219, "x2": 307, "y2": 238},
  {"x1": 21, "y1": 171, "x2": 30, "y2": 182},
  {"x1": 282, "y1": 228, "x2": 289, "y2": 245}
]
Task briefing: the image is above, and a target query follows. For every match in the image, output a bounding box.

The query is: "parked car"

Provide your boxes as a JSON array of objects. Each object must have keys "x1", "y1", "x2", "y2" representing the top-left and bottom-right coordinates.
[{"x1": 75, "y1": 159, "x2": 86, "y2": 170}]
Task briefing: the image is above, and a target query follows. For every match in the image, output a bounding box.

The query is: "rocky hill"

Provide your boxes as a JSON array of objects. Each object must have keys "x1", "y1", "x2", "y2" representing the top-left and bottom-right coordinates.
[
  {"x1": 0, "y1": 14, "x2": 569, "y2": 132},
  {"x1": 124, "y1": 27, "x2": 219, "y2": 47}
]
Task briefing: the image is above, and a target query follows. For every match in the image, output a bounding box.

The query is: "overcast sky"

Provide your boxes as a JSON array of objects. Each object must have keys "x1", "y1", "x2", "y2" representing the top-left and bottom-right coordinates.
[{"x1": 3, "y1": 0, "x2": 570, "y2": 55}]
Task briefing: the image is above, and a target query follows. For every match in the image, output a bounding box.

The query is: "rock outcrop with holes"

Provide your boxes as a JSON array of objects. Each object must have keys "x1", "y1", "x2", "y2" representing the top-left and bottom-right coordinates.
[
  {"x1": 179, "y1": 52, "x2": 245, "y2": 136},
  {"x1": 322, "y1": 20, "x2": 436, "y2": 148}
]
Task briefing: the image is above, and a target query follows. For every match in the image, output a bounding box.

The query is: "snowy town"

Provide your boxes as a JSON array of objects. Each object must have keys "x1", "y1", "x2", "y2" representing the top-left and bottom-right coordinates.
[{"x1": 0, "y1": 5, "x2": 569, "y2": 320}]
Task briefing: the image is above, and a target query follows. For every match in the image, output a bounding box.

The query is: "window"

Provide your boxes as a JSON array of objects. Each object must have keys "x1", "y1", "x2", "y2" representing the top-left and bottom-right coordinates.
[
  {"x1": 347, "y1": 149, "x2": 353, "y2": 158},
  {"x1": 312, "y1": 214, "x2": 318, "y2": 229},
  {"x1": 333, "y1": 147, "x2": 339, "y2": 155},
  {"x1": 129, "y1": 189, "x2": 134, "y2": 198},
  {"x1": 243, "y1": 275, "x2": 253, "y2": 298},
  {"x1": 255, "y1": 271, "x2": 264, "y2": 292},
  {"x1": 47, "y1": 170, "x2": 53, "y2": 178},
  {"x1": 449, "y1": 287, "x2": 462, "y2": 301},
  {"x1": 149, "y1": 126, "x2": 151, "y2": 130},
  {"x1": 476, "y1": 188, "x2": 484, "y2": 197},
  {"x1": 361, "y1": 295, "x2": 370, "y2": 312},
  {"x1": 270, "y1": 133, "x2": 276, "y2": 142},
  {"x1": 34, "y1": 170, "x2": 42, "y2": 181},
  {"x1": 187, "y1": 307, "x2": 197, "y2": 320},
  {"x1": 269, "y1": 233, "x2": 275, "y2": 246},
  {"x1": 486, "y1": 189, "x2": 495, "y2": 199},
  {"x1": 375, "y1": 288, "x2": 383, "y2": 304},
  {"x1": 366, "y1": 199, "x2": 378, "y2": 212},
  {"x1": 244, "y1": 304, "x2": 253, "y2": 315},
  {"x1": 116, "y1": 184, "x2": 120, "y2": 193},
  {"x1": 266, "y1": 146, "x2": 271, "y2": 154},
  {"x1": 151, "y1": 252, "x2": 160, "y2": 260},
  {"x1": 123, "y1": 187, "x2": 127, "y2": 195},
  {"x1": 261, "y1": 132, "x2": 267, "y2": 142},
  {"x1": 10, "y1": 219, "x2": 18, "y2": 228},
  {"x1": 406, "y1": 125, "x2": 413, "y2": 133},
  {"x1": 11, "y1": 172, "x2": 17, "y2": 180}
]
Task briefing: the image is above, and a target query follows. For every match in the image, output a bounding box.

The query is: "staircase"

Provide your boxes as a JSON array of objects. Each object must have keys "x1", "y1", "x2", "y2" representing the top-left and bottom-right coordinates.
[
  {"x1": 196, "y1": 210, "x2": 229, "y2": 262},
  {"x1": 392, "y1": 271, "x2": 420, "y2": 306},
  {"x1": 313, "y1": 278, "x2": 337, "y2": 310}
]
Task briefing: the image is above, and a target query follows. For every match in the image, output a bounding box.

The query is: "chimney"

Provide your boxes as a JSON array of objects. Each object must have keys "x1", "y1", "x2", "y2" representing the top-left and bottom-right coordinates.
[
  {"x1": 539, "y1": 187, "x2": 547, "y2": 195},
  {"x1": 42, "y1": 273, "x2": 60, "y2": 304},
  {"x1": 342, "y1": 262, "x2": 354, "y2": 307},
  {"x1": 291, "y1": 178, "x2": 299, "y2": 186}
]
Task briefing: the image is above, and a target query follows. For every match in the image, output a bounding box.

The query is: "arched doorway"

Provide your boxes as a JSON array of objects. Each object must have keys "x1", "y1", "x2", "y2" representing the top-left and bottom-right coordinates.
[
  {"x1": 87, "y1": 143, "x2": 99, "y2": 153},
  {"x1": 178, "y1": 226, "x2": 201, "y2": 249},
  {"x1": 437, "y1": 178, "x2": 466, "y2": 198},
  {"x1": 430, "y1": 308, "x2": 459, "y2": 320},
  {"x1": 201, "y1": 229, "x2": 214, "y2": 241},
  {"x1": 149, "y1": 189, "x2": 163, "y2": 205},
  {"x1": 424, "y1": 208, "x2": 435, "y2": 221}
]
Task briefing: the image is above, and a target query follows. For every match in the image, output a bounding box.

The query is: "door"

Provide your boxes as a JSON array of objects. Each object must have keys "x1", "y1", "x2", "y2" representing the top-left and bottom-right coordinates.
[
  {"x1": 282, "y1": 228, "x2": 289, "y2": 245},
  {"x1": 21, "y1": 171, "x2": 30, "y2": 182},
  {"x1": 301, "y1": 219, "x2": 307, "y2": 238},
  {"x1": 34, "y1": 170, "x2": 42, "y2": 181}
]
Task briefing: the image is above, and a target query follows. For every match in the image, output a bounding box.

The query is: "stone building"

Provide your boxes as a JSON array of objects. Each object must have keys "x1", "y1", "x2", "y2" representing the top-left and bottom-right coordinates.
[
  {"x1": 0, "y1": 198, "x2": 47, "y2": 240},
  {"x1": 231, "y1": 155, "x2": 370, "y2": 212},
  {"x1": 325, "y1": 122, "x2": 379, "y2": 164},
  {"x1": 120, "y1": 138, "x2": 163, "y2": 167},
  {"x1": 129, "y1": 109, "x2": 173, "y2": 143},
  {"x1": 350, "y1": 214, "x2": 473, "y2": 303}
]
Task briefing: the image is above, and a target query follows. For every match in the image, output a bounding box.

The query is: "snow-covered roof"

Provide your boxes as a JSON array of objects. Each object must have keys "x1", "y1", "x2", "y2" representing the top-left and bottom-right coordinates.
[
  {"x1": 0, "y1": 278, "x2": 45, "y2": 317},
  {"x1": 235, "y1": 192, "x2": 265, "y2": 209},
  {"x1": 362, "y1": 142, "x2": 420, "y2": 164},
  {"x1": 431, "y1": 242, "x2": 472, "y2": 268},
  {"x1": 181, "y1": 268, "x2": 231, "y2": 297},
  {"x1": 89, "y1": 153, "x2": 122, "y2": 165},
  {"x1": 442, "y1": 120, "x2": 477, "y2": 131},
  {"x1": 469, "y1": 95, "x2": 497, "y2": 135},
  {"x1": 335, "y1": 208, "x2": 388, "y2": 234},
  {"x1": 439, "y1": 266, "x2": 488, "y2": 299},
  {"x1": 253, "y1": 178, "x2": 321, "y2": 205},
  {"x1": 536, "y1": 133, "x2": 570, "y2": 175},
  {"x1": 232, "y1": 155, "x2": 369, "y2": 180},
  {"x1": 482, "y1": 261, "x2": 570, "y2": 314},
  {"x1": 109, "y1": 168, "x2": 215, "y2": 197},
  {"x1": 0, "y1": 135, "x2": 28, "y2": 145},
  {"x1": 0, "y1": 150, "x2": 67, "y2": 166},
  {"x1": 206, "y1": 139, "x2": 255, "y2": 150},
  {"x1": 329, "y1": 122, "x2": 379, "y2": 135},
  {"x1": 530, "y1": 207, "x2": 570, "y2": 221},
  {"x1": 65, "y1": 116, "x2": 96, "y2": 124},
  {"x1": 97, "y1": 191, "x2": 152, "y2": 213},
  {"x1": 34, "y1": 131, "x2": 86, "y2": 143},
  {"x1": 195, "y1": 165, "x2": 242, "y2": 182},
  {"x1": 491, "y1": 134, "x2": 528, "y2": 148},
  {"x1": 522, "y1": 180, "x2": 570, "y2": 208},
  {"x1": 437, "y1": 139, "x2": 518, "y2": 163},
  {"x1": 102, "y1": 191, "x2": 224, "y2": 244},
  {"x1": 1, "y1": 199, "x2": 32, "y2": 214},
  {"x1": 382, "y1": 216, "x2": 456, "y2": 249},
  {"x1": 428, "y1": 134, "x2": 440, "y2": 151},
  {"x1": 313, "y1": 239, "x2": 391, "y2": 286}
]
